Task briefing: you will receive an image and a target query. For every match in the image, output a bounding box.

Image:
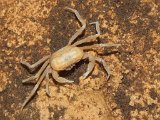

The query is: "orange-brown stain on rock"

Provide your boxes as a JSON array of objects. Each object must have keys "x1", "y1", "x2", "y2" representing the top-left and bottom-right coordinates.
[{"x1": 0, "y1": 0, "x2": 159, "y2": 120}]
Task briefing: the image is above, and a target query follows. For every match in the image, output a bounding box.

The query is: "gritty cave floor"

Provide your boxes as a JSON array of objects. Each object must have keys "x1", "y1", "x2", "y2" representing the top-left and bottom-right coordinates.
[{"x1": 0, "y1": 0, "x2": 160, "y2": 120}]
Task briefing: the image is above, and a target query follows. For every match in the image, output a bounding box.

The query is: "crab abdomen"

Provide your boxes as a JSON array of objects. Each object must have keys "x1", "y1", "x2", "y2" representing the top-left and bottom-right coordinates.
[{"x1": 50, "y1": 46, "x2": 84, "y2": 71}]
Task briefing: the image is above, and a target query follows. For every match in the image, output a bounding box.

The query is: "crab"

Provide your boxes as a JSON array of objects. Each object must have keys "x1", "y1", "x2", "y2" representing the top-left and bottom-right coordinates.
[{"x1": 21, "y1": 7, "x2": 120, "y2": 109}]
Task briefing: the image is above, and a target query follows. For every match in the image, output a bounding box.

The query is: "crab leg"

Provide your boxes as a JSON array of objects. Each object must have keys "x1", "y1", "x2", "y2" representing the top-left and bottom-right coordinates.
[
  {"x1": 80, "y1": 43, "x2": 120, "y2": 50},
  {"x1": 65, "y1": 7, "x2": 86, "y2": 45},
  {"x1": 21, "y1": 65, "x2": 49, "y2": 109},
  {"x1": 21, "y1": 55, "x2": 50, "y2": 71},
  {"x1": 22, "y1": 60, "x2": 49, "y2": 83},
  {"x1": 45, "y1": 70, "x2": 51, "y2": 96},
  {"x1": 82, "y1": 53, "x2": 111, "y2": 80},
  {"x1": 73, "y1": 22, "x2": 100, "y2": 46},
  {"x1": 82, "y1": 53, "x2": 96, "y2": 79},
  {"x1": 51, "y1": 70, "x2": 74, "y2": 83},
  {"x1": 95, "y1": 57, "x2": 111, "y2": 80}
]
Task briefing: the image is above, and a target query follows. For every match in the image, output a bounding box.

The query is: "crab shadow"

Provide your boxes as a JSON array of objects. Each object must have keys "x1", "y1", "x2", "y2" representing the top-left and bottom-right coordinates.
[{"x1": 58, "y1": 59, "x2": 87, "y2": 84}]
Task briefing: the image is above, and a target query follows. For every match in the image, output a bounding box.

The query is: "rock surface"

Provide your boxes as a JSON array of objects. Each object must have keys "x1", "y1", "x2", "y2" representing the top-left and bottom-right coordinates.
[{"x1": 0, "y1": 0, "x2": 159, "y2": 120}]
